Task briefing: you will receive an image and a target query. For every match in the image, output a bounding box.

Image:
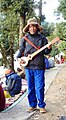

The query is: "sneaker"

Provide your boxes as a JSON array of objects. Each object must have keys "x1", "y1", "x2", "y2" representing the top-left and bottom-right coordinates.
[
  {"x1": 39, "y1": 108, "x2": 46, "y2": 113},
  {"x1": 27, "y1": 107, "x2": 36, "y2": 112}
]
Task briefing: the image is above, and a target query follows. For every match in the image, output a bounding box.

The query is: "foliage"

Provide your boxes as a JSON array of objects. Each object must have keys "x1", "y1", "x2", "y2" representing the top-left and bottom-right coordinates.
[
  {"x1": 50, "y1": 44, "x2": 60, "y2": 58},
  {"x1": 58, "y1": 0, "x2": 66, "y2": 20},
  {"x1": 47, "y1": 22, "x2": 66, "y2": 57},
  {"x1": 48, "y1": 23, "x2": 55, "y2": 35},
  {"x1": 41, "y1": 22, "x2": 55, "y2": 37},
  {"x1": 0, "y1": 0, "x2": 35, "y2": 69},
  {"x1": 53, "y1": 0, "x2": 66, "y2": 56},
  {"x1": 59, "y1": 41, "x2": 66, "y2": 55},
  {"x1": 53, "y1": 22, "x2": 66, "y2": 41}
]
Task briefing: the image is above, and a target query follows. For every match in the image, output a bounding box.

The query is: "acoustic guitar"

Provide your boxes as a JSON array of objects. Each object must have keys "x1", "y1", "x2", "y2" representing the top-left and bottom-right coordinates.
[{"x1": 20, "y1": 37, "x2": 60, "y2": 67}]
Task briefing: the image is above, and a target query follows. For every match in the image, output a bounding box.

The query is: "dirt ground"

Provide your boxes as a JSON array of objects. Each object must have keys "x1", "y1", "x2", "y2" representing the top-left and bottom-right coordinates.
[{"x1": 28, "y1": 64, "x2": 66, "y2": 120}]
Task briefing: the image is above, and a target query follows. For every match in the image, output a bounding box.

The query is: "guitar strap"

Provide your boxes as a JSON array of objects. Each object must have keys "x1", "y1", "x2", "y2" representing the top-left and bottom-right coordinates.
[{"x1": 23, "y1": 36, "x2": 39, "y2": 50}]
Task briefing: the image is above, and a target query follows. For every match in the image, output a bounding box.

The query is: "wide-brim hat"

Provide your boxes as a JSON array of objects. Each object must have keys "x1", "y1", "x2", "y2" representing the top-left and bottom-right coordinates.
[{"x1": 23, "y1": 17, "x2": 43, "y2": 33}]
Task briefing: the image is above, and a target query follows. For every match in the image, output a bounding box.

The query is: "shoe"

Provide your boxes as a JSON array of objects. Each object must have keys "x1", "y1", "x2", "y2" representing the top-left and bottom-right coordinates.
[
  {"x1": 27, "y1": 107, "x2": 36, "y2": 112},
  {"x1": 39, "y1": 108, "x2": 46, "y2": 113}
]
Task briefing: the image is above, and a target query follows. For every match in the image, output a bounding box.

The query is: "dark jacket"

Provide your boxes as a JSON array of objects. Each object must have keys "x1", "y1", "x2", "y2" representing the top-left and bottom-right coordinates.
[
  {"x1": 5, "y1": 72, "x2": 21, "y2": 97},
  {"x1": 0, "y1": 85, "x2": 5, "y2": 111},
  {"x1": 17, "y1": 32, "x2": 52, "y2": 69}
]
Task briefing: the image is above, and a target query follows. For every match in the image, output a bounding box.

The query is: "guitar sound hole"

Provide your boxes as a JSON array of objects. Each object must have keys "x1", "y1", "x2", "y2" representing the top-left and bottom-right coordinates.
[
  {"x1": 23, "y1": 61, "x2": 26, "y2": 64},
  {"x1": 29, "y1": 56, "x2": 31, "y2": 58}
]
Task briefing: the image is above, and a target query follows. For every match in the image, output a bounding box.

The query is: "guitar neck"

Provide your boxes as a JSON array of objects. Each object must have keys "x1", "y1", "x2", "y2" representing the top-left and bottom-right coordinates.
[{"x1": 31, "y1": 37, "x2": 60, "y2": 58}]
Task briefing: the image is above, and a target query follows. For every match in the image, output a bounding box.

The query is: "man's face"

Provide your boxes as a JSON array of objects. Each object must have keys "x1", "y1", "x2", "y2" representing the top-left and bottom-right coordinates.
[{"x1": 29, "y1": 24, "x2": 37, "y2": 35}]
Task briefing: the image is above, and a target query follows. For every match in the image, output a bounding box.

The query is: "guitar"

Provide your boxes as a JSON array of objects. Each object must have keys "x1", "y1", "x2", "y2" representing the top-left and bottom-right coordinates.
[{"x1": 20, "y1": 37, "x2": 60, "y2": 67}]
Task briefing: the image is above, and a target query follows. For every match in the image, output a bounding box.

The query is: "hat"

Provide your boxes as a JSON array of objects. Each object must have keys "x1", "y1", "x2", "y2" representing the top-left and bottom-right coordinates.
[
  {"x1": 23, "y1": 17, "x2": 43, "y2": 33},
  {"x1": 5, "y1": 69, "x2": 11, "y2": 75}
]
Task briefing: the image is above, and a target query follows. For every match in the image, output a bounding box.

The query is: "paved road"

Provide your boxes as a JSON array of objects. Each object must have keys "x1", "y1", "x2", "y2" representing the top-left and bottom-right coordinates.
[{"x1": 0, "y1": 64, "x2": 65, "y2": 120}]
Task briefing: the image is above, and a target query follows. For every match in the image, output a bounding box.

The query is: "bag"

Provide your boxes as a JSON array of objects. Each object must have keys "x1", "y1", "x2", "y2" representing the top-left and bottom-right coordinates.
[{"x1": 7, "y1": 78, "x2": 15, "y2": 91}]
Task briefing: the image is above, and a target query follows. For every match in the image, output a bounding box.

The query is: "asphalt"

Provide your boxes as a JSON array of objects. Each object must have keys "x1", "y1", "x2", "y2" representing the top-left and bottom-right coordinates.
[{"x1": 0, "y1": 63, "x2": 65, "y2": 120}]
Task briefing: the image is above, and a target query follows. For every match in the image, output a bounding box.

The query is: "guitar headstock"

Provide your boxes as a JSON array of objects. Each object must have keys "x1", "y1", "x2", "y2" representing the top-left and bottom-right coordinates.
[{"x1": 50, "y1": 37, "x2": 60, "y2": 45}]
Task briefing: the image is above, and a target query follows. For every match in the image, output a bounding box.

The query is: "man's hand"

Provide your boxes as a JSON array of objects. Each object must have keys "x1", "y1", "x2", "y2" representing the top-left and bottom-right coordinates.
[
  {"x1": 18, "y1": 58, "x2": 26, "y2": 66},
  {"x1": 47, "y1": 44, "x2": 52, "y2": 49}
]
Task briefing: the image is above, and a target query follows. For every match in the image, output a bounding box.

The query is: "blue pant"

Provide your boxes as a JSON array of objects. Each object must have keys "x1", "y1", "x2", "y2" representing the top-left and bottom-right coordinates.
[{"x1": 25, "y1": 69, "x2": 46, "y2": 108}]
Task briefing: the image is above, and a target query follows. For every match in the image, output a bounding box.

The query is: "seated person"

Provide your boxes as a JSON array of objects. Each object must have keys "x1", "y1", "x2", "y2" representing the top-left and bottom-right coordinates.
[
  {"x1": 5, "y1": 69, "x2": 22, "y2": 97},
  {"x1": 0, "y1": 85, "x2": 5, "y2": 111},
  {"x1": 47, "y1": 55, "x2": 55, "y2": 68},
  {"x1": 48, "y1": 58, "x2": 55, "y2": 68}
]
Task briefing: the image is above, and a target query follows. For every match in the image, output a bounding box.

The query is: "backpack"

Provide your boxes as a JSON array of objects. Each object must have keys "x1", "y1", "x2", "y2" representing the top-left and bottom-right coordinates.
[{"x1": 7, "y1": 77, "x2": 15, "y2": 92}]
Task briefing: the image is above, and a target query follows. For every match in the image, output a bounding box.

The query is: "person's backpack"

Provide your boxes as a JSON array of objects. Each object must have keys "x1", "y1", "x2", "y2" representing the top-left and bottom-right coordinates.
[
  {"x1": 6, "y1": 77, "x2": 15, "y2": 92},
  {"x1": 5, "y1": 72, "x2": 22, "y2": 96}
]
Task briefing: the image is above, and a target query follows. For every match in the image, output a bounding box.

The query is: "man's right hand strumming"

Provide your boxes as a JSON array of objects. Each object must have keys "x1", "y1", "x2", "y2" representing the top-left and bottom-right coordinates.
[{"x1": 18, "y1": 58, "x2": 26, "y2": 66}]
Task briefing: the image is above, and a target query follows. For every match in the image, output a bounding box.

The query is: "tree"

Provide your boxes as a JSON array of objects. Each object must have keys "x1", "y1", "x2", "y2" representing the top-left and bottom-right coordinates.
[
  {"x1": 57, "y1": 0, "x2": 66, "y2": 20},
  {"x1": 53, "y1": 22, "x2": 66, "y2": 41},
  {"x1": 59, "y1": 41, "x2": 66, "y2": 55},
  {"x1": 54, "y1": 0, "x2": 66, "y2": 56},
  {"x1": 0, "y1": 0, "x2": 35, "y2": 70},
  {"x1": 0, "y1": 8, "x2": 19, "y2": 69},
  {"x1": 50, "y1": 44, "x2": 60, "y2": 58}
]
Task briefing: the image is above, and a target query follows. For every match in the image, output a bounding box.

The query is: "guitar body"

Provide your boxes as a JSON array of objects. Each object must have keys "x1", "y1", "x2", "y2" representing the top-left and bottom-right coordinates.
[
  {"x1": 21, "y1": 56, "x2": 28, "y2": 67},
  {"x1": 21, "y1": 54, "x2": 33, "y2": 67}
]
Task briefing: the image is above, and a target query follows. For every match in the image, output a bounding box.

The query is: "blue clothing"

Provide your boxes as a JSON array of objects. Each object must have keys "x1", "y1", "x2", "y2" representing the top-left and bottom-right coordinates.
[
  {"x1": 5, "y1": 72, "x2": 21, "y2": 97},
  {"x1": 25, "y1": 69, "x2": 46, "y2": 108},
  {"x1": 45, "y1": 57, "x2": 50, "y2": 69}
]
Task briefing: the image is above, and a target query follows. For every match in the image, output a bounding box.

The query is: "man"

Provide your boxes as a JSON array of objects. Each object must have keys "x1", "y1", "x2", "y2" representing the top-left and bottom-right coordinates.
[{"x1": 17, "y1": 17, "x2": 52, "y2": 113}]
